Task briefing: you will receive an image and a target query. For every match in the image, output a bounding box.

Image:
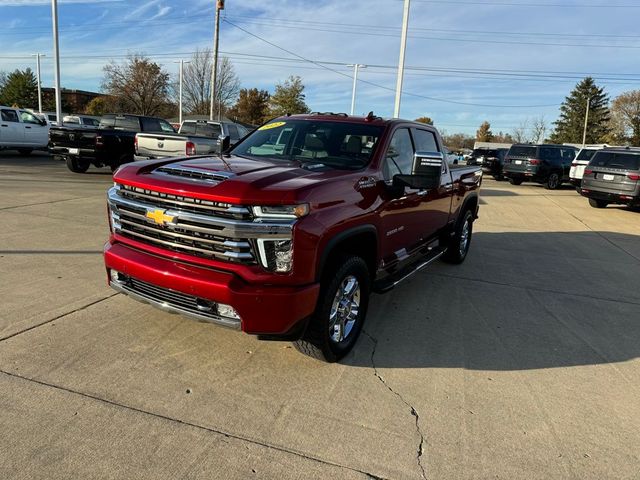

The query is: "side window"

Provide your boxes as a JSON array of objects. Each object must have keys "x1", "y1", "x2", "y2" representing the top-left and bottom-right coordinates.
[
  {"x1": 159, "y1": 120, "x2": 175, "y2": 133},
  {"x1": 180, "y1": 122, "x2": 196, "y2": 135},
  {"x1": 227, "y1": 124, "x2": 240, "y2": 140},
  {"x1": 412, "y1": 128, "x2": 439, "y2": 152},
  {"x1": 561, "y1": 148, "x2": 576, "y2": 162},
  {"x1": 20, "y1": 111, "x2": 42, "y2": 124},
  {"x1": 1, "y1": 109, "x2": 19, "y2": 122},
  {"x1": 383, "y1": 128, "x2": 414, "y2": 181}
]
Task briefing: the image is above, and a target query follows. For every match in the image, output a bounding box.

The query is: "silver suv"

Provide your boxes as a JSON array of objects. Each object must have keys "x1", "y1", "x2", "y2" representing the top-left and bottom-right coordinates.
[{"x1": 580, "y1": 147, "x2": 640, "y2": 209}]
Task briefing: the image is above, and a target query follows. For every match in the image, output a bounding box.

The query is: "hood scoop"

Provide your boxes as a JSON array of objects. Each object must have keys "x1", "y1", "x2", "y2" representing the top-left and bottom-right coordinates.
[{"x1": 155, "y1": 165, "x2": 235, "y2": 183}]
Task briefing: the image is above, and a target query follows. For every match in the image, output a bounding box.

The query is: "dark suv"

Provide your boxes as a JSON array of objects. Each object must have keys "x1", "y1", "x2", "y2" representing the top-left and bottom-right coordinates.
[
  {"x1": 580, "y1": 147, "x2": 640, "y2": 209},
  {"x1": 503, "y1": 144, "x2": 577, "y2": 189},
  {"x1": 468, "y1": 148, "x2": 509, "y2": 180}
]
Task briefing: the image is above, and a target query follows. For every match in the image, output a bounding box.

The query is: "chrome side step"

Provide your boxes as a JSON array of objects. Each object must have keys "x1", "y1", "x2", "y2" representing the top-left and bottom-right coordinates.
[{"x1": 373, "y1": 248, "x2": 446, "y2": 293}]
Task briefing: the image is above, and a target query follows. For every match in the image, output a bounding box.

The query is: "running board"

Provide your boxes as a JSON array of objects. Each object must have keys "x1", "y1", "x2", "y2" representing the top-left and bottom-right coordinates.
[{"x1": 372, "y1": 248, "x2": 446, "y2": 293}]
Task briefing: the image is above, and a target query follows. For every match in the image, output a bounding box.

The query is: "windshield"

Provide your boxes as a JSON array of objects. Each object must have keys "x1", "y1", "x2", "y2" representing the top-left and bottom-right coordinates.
[
  {"x1": 508, "y1": 146, "x2": 537, "y2": 157},
  {"x1": 231, "y1": 119, "x2": 384, "y2": 169},
  {"x1": 590, "y1": 151, "x2": 640, "y2": 170},
  {"x1": 576, "y1": 149, "x2": 598, "y2": 161}
]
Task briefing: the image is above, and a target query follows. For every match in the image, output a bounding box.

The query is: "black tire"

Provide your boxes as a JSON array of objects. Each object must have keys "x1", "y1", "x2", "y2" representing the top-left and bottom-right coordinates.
[
  {"x1": 443, "y1": 209, "x2": 474, "y2": 264},
  {"x1": 17, "y1": 148, "x2": 32, "y2": 156},
  {"x1": 294, "y1": 255, "x2": 370, "y2": 362},
  {"x1": 575, "y1": 186, "x2": 582, "y2": 194},
  {"x1": 65, "y1": 156, "x2": 90, "y2": 173},
  {"x1": 111, "y1": 154, "x2": 134, "y2": 173},
  {"x1": 493, "y1": 174, "x2": 504, "y2": 181},
  {"x1": 509, "y1": 178, "x2": 523, "y2": 186},
  {"x1": 589, "y1": 198, "x2": 608, "y2": 209},
  {"x1": 544, "y1": 172, "x2": 561, "y2": 190}
]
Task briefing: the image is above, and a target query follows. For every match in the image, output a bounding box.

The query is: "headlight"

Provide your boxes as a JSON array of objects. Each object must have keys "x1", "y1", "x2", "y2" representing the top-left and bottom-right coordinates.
[
  {"x1": 257, "y1": 239, "x2": 293, "y2": 273},
  {"x1": 252, "y1": 204, "x2": 309, "y2": 219}
]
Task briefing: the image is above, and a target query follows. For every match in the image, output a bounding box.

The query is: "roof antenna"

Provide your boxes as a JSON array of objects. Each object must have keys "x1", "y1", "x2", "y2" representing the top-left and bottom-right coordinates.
[{"x1": 365, "y1": 111, "x2": 375, "y2": 122}]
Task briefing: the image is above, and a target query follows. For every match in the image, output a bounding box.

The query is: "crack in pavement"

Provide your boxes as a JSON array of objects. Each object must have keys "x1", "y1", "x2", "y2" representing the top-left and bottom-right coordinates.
[
  {"x1": 0, "y1": 369, "x2": 386, "y2": 480},
  {"x1": 362, "y1": 330, "x2": 427, "y2": 480}
]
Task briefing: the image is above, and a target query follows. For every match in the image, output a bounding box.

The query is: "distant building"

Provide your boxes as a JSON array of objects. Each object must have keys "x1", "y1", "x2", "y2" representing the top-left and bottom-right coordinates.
[
  {"x1": 41, "y1": 88, "x2": 101, "y2": 113},
  {"x1": 473, "y1": 141, "x2": 513, "y2": 150}
]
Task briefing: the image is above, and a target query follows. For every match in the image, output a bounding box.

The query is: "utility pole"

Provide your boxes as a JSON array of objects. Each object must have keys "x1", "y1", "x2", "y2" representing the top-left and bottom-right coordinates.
[
  {"x1": 348, "y1": 64, "x2": 366, "y2": 115},
  {"x1": 582, "y1": 97, "x2": 591, "y2": 147},
  {"x1": 209, "y1": 0, "x2": 225, "y2": 121},
  {"x1": 51, "y1": 0, "x2": 62, "y2": 123},
  {"x1": 175, "y1": 60, "x2": 190, "y2": 125},
  {"x1": 32, "y1": 53, "x2": 46, "y2": 113},
  {"x1": 394, "y1": 0, "x2": 411, "y2": 118}
]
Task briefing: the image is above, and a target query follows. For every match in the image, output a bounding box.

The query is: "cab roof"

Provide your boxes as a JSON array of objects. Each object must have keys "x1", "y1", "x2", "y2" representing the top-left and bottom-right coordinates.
[{"x1": 278, "y1": 112, "x2": 433, "y2": 129}]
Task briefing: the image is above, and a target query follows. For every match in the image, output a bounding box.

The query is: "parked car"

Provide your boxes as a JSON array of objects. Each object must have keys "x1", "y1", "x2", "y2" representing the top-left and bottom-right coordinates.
[
  {"x1": 134, "y1": 120, "x2": 249, "y2": 160},
  {"x1": 503, "y1": 144, "x2": 577, "y2": 189},
  {"x1": 0, "y1": 106, "x2": 49, "y2": 155},
  {"x1": 49, "y1": 113, "x2": 176, "y2": 173},
  {"x1": 104, "y1": 113, "x2": 482, "y2": 362},
  {"x1": 62, "y1": 115, "x2": 101, "y2": 128},
  {"x1": 580, "y1": 147, "x2": 640, "y2": 209},
  {"x1": 31, "y1": 111, "x2": 69, "y2": 126},
  {"x1": 468, "y1": 147, "x2": 509, "y2": 180}
]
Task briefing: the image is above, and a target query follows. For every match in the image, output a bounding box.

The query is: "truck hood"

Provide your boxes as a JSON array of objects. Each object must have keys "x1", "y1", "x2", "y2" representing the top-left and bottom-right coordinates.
[{"x1": 114, "y1": 154, "x2": 359, "y2": 205}]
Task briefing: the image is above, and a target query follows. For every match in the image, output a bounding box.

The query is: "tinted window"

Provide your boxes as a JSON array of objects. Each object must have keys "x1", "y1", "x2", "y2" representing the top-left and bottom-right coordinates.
[
  {"x1": 1, "y1": 109, "x2": 19, "y2": 122},
  {"x1": 576, "y1": 149, "x2": 598, "y2": 161},
  {"x1": 508, "y1": 146, "x2": 536, "y2": 157},
  {"x1": 180, "y1": 122, "x2": 196, "y2": 135},
  {"x1": 114, "y1": 116, "x2": 140, "y2": 131},
  {"x1": 99, "y1": 116, "x2": 115, "y2": 129},
  {"x1": 196, "y1": 123, "x2": 221, "y2": 137},
  {"x1": 590, "y1": 152, "x2": 640, "y2": 170},
  {"x1": 561, "y1": 148, "x2": 576, "y2": 162},
  {"x1": 64, "y1": 116, "x2": 80, "y2": 124},
  {"x1": 540, "y1": 147, "x2": 560, "y2": 161},
  {"x1": 140, "y1": 117, "x2": 167, "y2": 133},
  {"x1": 233, "y1": 119, "x2": 383, "y2": 170},
  {"x1": 472, "y1": 148, "x2": 499, "y2": 157},
  {"x1": 413, "y1": 129, "x2": 439, "y2": 152},
  {"x1": 383, "y1": 128, "x2": 414, "y2": 179},
  {"x1": 227, "y1": 124, "x2": 240, "y2": 139}
]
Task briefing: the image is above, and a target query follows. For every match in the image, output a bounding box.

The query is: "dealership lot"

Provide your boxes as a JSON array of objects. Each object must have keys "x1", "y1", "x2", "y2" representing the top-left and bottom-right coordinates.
[{"x1": 1, "y1": 152, "x2": 639, "y2": 479}]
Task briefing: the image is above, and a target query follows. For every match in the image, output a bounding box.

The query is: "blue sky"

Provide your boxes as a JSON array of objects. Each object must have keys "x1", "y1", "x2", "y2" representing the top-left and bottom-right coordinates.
[{"x1": 0, "y1": 0, "x2": 638, "y2": 135}]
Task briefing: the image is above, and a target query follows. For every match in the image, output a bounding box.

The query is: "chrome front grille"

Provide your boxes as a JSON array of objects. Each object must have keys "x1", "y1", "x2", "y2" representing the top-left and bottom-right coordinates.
[{"x1": 108, "y1": 185, "x2": 293, "y2": 265}]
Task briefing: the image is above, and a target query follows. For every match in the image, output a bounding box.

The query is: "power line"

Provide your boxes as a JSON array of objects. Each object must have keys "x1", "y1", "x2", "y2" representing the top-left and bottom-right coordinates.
[{"x1": 401, "y1": 0, "x2": 640, "y2": 7}]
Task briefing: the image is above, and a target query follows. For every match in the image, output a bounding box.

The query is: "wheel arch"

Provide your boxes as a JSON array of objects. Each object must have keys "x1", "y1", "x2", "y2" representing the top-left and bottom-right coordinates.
[{"x1": 316, "y1": 224, "x2": 378, "y2": 283}]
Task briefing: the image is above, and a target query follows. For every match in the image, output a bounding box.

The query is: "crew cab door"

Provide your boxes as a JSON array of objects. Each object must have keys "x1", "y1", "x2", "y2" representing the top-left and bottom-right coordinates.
[
  {"x1": 0, "y1": 108, "x2": 23, "y2": 145},
  {"x1": 19, "y1": 110, "x2": 48, "y2": 147}
]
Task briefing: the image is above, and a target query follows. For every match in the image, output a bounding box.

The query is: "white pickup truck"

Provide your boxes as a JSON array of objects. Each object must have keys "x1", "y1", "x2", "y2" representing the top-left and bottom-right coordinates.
[
  {"x1": 135, "y1": 119, "x2": 249, "y2": 160},
  {"x1": 0, "y1": 106, "x2": 50, "y2": 155}
]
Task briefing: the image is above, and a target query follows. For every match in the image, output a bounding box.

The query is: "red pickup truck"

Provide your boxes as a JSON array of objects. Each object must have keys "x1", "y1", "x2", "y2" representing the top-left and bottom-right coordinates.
[{"x1": 104, "y1": 113, "x2": 482, "y2": 361}]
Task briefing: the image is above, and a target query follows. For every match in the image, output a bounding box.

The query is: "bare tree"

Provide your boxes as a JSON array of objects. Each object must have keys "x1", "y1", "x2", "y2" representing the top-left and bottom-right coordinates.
[
  {"x1": 511, "y1": 119, "x2": 529, "y2": 143},
  {"x1": 530, "y1": 116, "x2": 547, "y2": 143},
  {"x1": 102, "y1": 54, "x2": 173, "y2": 116},
  {"x1": 181, "y1": 49, "x2": 240, "y2": 116}
]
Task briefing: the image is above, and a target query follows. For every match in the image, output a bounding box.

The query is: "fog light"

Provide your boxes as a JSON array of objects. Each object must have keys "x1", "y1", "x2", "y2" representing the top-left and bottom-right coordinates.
[
  {"x1": 217, "y1": 303, "x2": 240, "y2": 320},
  {"x1": 110, "y1": 269, "x2": 122, "y2": 283}
]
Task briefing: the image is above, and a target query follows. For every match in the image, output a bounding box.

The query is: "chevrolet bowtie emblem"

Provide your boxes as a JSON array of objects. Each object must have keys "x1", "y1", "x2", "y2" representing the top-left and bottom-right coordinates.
[{"x1": 145, "y1": 209, "x2": 176, "y2": 226}]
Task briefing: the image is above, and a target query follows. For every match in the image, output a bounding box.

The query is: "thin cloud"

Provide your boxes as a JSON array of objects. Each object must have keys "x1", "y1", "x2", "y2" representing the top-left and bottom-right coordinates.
[{"x1": 0, "y1": 0, "x2": 122, "y2": 5}]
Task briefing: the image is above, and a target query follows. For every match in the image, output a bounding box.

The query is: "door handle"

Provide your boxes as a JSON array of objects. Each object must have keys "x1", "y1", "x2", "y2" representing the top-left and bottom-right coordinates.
[
  {"x1": 1, "y1": 124, "x2": 7, "y2": 127},
  {"x1": 25, "y1": 126, "x2": 32, "y2": 129}
]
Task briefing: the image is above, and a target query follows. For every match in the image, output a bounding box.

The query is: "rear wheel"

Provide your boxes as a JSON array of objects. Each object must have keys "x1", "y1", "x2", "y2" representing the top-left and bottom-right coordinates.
[
  {"x1": 17, "y1": 148, "x2": 32, "y2": 156},
  {"x1": 294, "y1": 255, "x2": 370, "y2": 362},
  {"x1": 589, "y1": 198, "x2": 608, "y2": 209},
  {"x1": 509, "y1": 178, "x2": 523, "y2": 186},
  {"x1": 111, "y1": 154, "x2": 134, "y2": 173},
  {"x1": 493, "y1": 173, "x2": 504, "y2": 181},
  {"x1": 544, "y1": 172, "x2": 561, "y2": 190},
  {"x1": 443, "y1": 209, "x2": 474, "y2": 264},
  {"x1": 65, "y1": 156, "x2": 90, "y2": 173},
  {"x1": 575, "y1": 186, "x2": 582, "y2": 194}
]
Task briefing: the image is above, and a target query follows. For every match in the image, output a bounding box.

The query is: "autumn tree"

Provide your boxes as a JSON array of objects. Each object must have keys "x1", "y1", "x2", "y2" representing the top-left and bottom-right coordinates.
[
  {"x1": 269, "y1": 76, "x2": 310, "y2": 117},
  {"x1": 227, "y1": 88, "x2": 271, "y2": 125},
  {"x1": 493, "y1": 131, "x2": 514, "y2": 143},
  {"x1": 0, "y1": 68, "x2": 37, "y2": 108},
  {"x1": 443, "y1": 132, "x2": 475, "y2": 150},
  {"x1": 102, "y1": 54, "x2": 174, "y2": 116},
  {"x1": 84, "y1": 96, "x2": 116, "y2": 116},
  {"x1": 415, "y1": 116, "x2": 433, "y2": 125},
  {"x1": 609, "y1": 90, "x2": 640, "y2": 146},
  {"x1": 476, "y1": 121, "x2": 493, "y2": 142},
  {"x1": 550, "y1": 77, "x2": 610, "y2": 144},
  {"x1": 180, "y1": 50, "x2": 240, "y2": 116}
]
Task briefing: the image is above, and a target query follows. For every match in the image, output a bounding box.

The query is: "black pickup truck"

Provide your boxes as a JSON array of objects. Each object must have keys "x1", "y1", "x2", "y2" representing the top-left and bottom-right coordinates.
[{"x1": 49, "y1": 114, "x2": 175, "y2": 173}]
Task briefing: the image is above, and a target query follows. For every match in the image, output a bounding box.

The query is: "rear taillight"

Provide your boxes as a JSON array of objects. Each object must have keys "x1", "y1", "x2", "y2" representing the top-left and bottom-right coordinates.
[
  {"x1": 186, "y1": 141, "x2": 196, "y2": 156},
  {"x1": 628, "y1": 173, "x2": 640, "y2": 181},
  {"x1": 529, "y1": 159, "x2": 541, "y2": 165},
  {"x1": 584, "y1": 169, "x2": 593, "y2": 175},
  {"x1": 95, "y1": 135, "x2": 103, "y2": 147}
]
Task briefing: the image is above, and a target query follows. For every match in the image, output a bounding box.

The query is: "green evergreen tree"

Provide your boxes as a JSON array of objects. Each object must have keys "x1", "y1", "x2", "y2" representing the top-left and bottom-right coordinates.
[
  {"x1": 0, "y1": 68, "x2": 38, "y2": 108},
  {"x1": 268, "y1": 76, "x2": 310, "y2": 117},
  {"x1": 550, "y1": 77, "x2": 610, "y2": 144}
]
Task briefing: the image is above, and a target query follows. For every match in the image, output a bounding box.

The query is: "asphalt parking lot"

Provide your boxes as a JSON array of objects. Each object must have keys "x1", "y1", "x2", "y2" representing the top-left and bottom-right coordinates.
[{"x1": 1, "y1": 152, "x2": 639, "y2": 480}]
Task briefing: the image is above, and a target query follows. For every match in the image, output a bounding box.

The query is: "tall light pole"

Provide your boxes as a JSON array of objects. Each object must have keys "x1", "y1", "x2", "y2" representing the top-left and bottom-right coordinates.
[
  {"x1": 175, "y1": 60, "x2": 190, "y2": 125},
  {"x1": 582, "y1": 97, "x2": 591, "y2": 147},
  {"x1": 32, "y1": 53, "x2": 46, "y2": 113},
  {"x1": 51, "y1": 0, "x2": 62, "y2": 123},
  {"x1": 209, "y1": 0, "x2": 225, "y2": 121},
  {"x1": 348, "y1": 64, "x2": 366, "y2": 115},
  {"x1": 394, "y1": 0, "x2": 411, "y2": 118}
]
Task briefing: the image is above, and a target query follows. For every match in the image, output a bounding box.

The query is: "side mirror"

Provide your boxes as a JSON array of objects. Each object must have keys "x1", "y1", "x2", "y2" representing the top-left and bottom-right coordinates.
[
  {"x1": 40, "y1": 118, "x2": 48, "y2": 126},
  {"x1": 393, "y1": 151, "x2": 443, "y2": 190},
  {"x1": 219, "y1": 134, "x2": 231, "y2": 152}
]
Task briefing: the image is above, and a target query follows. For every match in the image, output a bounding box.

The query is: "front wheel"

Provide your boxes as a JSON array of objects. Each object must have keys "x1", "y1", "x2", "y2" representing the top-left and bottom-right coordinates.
[
  {"x1": 589, "y1": 198, "x2": 608, "y2": 209},
  {"x1": 509, "y1": 178, "x2": 523, "y2": 185},
  {"x1": 294, "y1": 255, "x2": 370, "y2": 362},
  {"x1": 544, "y1": 172, "x2": 561, "y2": 190},
  {"x1": 443, "y1": 209, "x2": 474, "y2": 264},
  {"x1": 65, "y1": 156, "x2": 90, "y2": 173}
]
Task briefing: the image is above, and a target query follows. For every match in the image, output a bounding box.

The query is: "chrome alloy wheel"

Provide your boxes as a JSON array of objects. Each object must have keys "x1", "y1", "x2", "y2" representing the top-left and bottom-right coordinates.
[
  {"x1": 329, "y1": 275, "x2": 361, "y2": 343},
  {"x1": 459, "y1": 219, "x2": 471, "y2": 257}
]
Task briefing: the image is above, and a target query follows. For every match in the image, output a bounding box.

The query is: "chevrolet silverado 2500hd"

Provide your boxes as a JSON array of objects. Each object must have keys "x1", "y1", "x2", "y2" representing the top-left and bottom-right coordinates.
[{"x1": 104, "y1": 113, "x2": 482, "y2": 362}]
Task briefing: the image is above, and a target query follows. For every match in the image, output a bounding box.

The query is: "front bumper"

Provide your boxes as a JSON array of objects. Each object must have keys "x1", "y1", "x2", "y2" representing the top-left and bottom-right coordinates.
[{"x1": 104, "y1": 242, "x2": 320, "y2": 335}]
